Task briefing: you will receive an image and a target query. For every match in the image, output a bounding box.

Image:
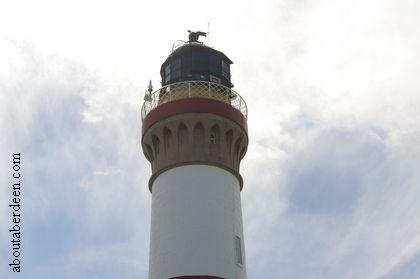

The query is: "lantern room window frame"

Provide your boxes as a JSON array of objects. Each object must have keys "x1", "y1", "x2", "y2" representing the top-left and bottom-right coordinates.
[{"x1": 160, "y1": 44, "x2": 233, "y2": 87}]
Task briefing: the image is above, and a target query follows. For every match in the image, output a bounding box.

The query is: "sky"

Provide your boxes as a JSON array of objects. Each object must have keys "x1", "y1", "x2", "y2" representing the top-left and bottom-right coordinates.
[{"x1": 1, "y1": 0, "x2": 420, "y2": 278}]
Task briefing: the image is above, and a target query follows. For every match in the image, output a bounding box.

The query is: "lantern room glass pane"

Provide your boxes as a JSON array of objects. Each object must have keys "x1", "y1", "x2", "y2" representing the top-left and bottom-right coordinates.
[
  {"x1": 222, "y1": 60, "x2": 230, "y2": 79},
  {"x1": 172, "y1": 57, "x2": 181, "y2": 80},
  {"x1": 209, "y1": 54, "x2": 220, "y2": 75},
  {"x1": 192, "y1": 52, "x2": 208, "y2": 72},
  {"x1": 165, "y1": 64, "x2": 171, "y2": 83},
  {"x1": 182, "y1": 54, "x2": 192, "y2": 78}
]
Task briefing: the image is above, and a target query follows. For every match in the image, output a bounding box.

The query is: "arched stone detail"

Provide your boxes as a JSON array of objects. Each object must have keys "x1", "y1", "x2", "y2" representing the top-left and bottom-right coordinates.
[
  {"x1": 193, "y1": 122, "x2": 205, "y2": 150},
  {"x1": 239, "y1": 146, "x2": 247, "y2": 161},
  {"x1": 145, "y1": 144, "x2": 154, "y2": 162},
  {"x1": 152, "y1": 134, "x2": 160, "y2": 154},
  {"x1": 209, "y1": 124, "x2": 220, "y2": 145},
  {"x1": 209, "y1": 124, "x2": 220, "y2": 159},
  {"x1": 233, "y1": 136, "x2": 243, "y2": 169},
  {"x1": 177, "y1": 123, "x2": 188, "y2": 153},
  {"x1": 151, "y1": 135, "x2": 160, "y2": 170},
  {"x1": 142, "y1": 113, "x2": 248, "y2": 191},
  {"x1": 225, "y1": 129, "x2": 233, "y2": 162},
  {"x1": 163, "y1": 127, "x2": 172, "y2": 153}
]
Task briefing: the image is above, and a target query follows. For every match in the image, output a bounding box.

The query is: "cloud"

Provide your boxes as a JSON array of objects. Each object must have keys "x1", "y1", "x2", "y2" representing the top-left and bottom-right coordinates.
[
  {"x1": 238, "y1": 1, "x2": 420, "y2": 277},
  {"x1": 288, "y1": 128, "x2": 386, "y2": 215},
  {"x1": 0, "y1": 38, "x2": 150, "y2": 278}
]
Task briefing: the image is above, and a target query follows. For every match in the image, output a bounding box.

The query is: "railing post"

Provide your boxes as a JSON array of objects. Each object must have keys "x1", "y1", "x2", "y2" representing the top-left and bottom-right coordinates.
[
  {"x1": 208, "y1": 82, "x2": 211, "y2": 97},
  {"x1": 169, "y1": 86, "x2": 172, "y2": 102},
  {"x1": 188, "y1": 82, "x2": 191, "y2": 97}
]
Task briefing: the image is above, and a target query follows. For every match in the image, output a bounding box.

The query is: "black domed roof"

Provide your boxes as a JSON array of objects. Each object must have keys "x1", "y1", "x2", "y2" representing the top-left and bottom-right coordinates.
[{"x1": 166, "y1": 42, "x2": 233, "y2": 64}]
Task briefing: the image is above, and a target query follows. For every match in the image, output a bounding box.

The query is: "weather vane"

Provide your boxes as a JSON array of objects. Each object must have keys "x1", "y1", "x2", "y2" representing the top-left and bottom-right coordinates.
[{"x1": 187, "y1": 30, "x2": 207, "y2": 43}]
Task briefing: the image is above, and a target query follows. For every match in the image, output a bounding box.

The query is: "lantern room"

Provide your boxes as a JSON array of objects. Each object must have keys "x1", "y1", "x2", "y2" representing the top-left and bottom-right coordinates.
[{"x1": 160, "y1": 31, "x2": 233, "y2": 88}]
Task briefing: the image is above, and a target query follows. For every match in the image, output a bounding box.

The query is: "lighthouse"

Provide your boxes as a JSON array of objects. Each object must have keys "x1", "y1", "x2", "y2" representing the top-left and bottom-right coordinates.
[{"x1": 141, "y1": 31, "x2": 248, "y2": 279}]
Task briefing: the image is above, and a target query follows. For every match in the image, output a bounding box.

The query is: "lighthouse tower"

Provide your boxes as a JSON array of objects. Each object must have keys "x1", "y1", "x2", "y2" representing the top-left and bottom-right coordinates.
[{"x1": 141, "y1": 31, "x2": 248, "y2": 279}]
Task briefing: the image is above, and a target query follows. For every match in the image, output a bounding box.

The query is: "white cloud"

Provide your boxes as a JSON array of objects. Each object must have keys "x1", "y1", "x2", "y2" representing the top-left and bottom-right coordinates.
[{"x1": 0, "y1": 37, "x2": 150, "y2": 278}]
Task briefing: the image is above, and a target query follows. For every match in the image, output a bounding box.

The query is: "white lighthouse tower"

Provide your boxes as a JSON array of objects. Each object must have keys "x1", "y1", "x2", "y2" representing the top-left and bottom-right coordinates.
[{"x1": 141, "y1": 31, "x2": 248, "y2": 279}]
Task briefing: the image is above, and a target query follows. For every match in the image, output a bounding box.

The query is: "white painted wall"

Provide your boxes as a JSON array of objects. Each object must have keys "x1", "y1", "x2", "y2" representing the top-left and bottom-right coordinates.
[{"x1": 149, "y1": 165, "x2": 246, "y2": 279}]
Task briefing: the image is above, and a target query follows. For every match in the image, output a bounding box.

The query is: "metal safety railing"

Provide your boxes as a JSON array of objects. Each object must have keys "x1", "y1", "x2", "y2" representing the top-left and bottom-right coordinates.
[{"x1": 141, "y1": 80, "x2": 247, "y2": 121}]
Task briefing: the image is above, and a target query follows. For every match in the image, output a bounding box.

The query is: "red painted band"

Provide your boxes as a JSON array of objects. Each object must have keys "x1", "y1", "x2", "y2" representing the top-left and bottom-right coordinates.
[
  {"x1": 170, "y1": 276, "x2": 224, "y2": 279},
  {"x1": 142, "y1": 98, "x2": 247, "y2": 138}
]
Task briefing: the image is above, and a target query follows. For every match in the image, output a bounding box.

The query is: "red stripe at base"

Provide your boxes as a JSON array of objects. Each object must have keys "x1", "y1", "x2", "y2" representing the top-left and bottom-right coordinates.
[{"x1": 170, "y1": 276, "x2": 224, "y2": 279}]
